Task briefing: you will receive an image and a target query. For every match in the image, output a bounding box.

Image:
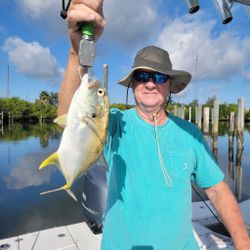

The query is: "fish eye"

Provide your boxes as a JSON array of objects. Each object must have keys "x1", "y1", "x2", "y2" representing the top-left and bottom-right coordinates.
[{"x1": 97, "y1": 88, "x2": 105, "y2": 96}]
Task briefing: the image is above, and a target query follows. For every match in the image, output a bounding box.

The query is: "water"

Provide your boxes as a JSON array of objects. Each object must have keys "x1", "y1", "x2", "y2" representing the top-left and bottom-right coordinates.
[
  {"x1": 0, "y1": 123, "x2": 85, "y2": 239},
  {"x1": 0, "y1": 122, "x2": 250, "y2": 240}
]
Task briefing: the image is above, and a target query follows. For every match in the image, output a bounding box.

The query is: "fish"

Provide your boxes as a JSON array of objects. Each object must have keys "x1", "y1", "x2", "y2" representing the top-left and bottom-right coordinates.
[{"x1": 39, "y1": 72, "x2": 109, "y2": 201}]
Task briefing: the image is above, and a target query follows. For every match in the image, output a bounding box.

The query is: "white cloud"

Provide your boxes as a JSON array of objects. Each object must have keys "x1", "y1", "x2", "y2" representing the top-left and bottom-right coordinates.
[
  {"x1": 243, "y1": 70, "x2": 250, "y2": 80},
  {"x1": 103, "y1": 0, "x2": 164, "y2": 49},
  {"x1": 19, "y1": 0, "x2": 57, "y2": 19},
  {"x1": 2, "y1": 37, "x2": 64, "y2": 83},
  {"x1": 16, "y1": 0, "x2": 66, "y2": 37},
  {"x1": 156, "y1": 13, "x2": 250, "y2": 81}
]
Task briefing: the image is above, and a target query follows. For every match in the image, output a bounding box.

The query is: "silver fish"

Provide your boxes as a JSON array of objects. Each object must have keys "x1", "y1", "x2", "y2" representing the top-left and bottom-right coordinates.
[{"x1": 39, "y1": 73, "x2": 109, "y2": 201}]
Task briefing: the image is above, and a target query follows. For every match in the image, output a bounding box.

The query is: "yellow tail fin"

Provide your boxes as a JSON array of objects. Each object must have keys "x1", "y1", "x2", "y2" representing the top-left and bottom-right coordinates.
[
  {"x1": 39, "y1": 152, "x2": 59, "y2": 169},
  {"x1": 40, "y1": 183, "x2": 77, "y2": 202}
]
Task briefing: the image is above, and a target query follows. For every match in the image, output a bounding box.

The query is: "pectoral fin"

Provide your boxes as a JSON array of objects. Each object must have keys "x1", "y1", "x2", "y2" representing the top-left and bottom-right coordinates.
[
  {"x1": 40, "y1": 183, "x2": 77, "y2": 202},
  {"x1": 54, "y1": 114, "x2": 68, "y2": 127},
  {"x1": 39, "y1": 152, "x2": 59, "y2": 170}
]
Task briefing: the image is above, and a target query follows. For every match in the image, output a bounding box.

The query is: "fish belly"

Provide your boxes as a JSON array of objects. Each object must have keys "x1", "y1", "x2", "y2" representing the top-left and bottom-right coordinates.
[{"x1": 57, "y1": 122, "x2": 102, "y2": 184}]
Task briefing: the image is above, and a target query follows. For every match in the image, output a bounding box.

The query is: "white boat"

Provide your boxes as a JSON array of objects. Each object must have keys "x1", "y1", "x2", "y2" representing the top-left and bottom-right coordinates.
[
  {"x1": 2, "y1": 199, "x2": 250, "y2": 250},
  {"x1": 1, "y1": 163, "x2": 248, "y2": 250},
  {"x1": 0, "y1": 220, "x2": 234, "y2": 250}
]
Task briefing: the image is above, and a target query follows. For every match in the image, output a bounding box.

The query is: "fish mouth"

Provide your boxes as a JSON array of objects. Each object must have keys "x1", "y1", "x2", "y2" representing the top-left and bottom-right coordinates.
[{"x1": 88, "y1": 80, "x2": 99, "y2": 90}]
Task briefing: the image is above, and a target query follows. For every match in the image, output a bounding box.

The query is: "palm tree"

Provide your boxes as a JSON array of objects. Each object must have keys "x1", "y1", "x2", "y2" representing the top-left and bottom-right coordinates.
[
  {"x1": 39, "y1": 91, "x2": 50, "y2": 105},
  {"x1": 49, "y1": 92, "x2": 58, "y2": 106}
]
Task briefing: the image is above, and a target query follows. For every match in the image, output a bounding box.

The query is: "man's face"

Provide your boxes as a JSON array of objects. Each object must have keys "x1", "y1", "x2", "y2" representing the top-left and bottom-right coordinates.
[{"x1": 132, "y1": 70, "x2": 171, "y2": 111}]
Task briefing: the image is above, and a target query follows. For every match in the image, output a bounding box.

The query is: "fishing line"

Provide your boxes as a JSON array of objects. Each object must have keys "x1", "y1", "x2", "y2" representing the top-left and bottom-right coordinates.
[
  {"x1": 128, "y1": 81, "x2": 173, "y2": 186},
  {"x1": 192, "y1": 184, "x2": 224, "y2": 226},
  {"x1": 153, "y1": 112, "x2": 173, "y2": 187}
]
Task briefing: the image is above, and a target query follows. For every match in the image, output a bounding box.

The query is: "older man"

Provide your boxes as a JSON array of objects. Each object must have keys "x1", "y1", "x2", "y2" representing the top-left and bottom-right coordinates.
[{"x1": 58, "y1": 0, "x2": 250, "y2": 249}]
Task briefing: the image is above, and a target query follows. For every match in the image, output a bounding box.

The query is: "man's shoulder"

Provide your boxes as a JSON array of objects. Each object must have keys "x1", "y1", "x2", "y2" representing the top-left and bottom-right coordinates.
[
  {"x1": 169, "y1": 113, "x2": 200, "y2": 135},
  {"x1": 110, "y1": 107, "x2": 134, "y2": 117},
  {"x1": 109, "y1": 107, "x2": 135, "y2": 124}
]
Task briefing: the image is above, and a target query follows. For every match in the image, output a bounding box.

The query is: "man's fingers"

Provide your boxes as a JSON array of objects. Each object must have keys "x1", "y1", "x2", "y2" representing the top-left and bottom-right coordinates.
[
  {"x1": 67, "y1": 2, "x2": 106, "y2": 33},
  {"x1": 67, "y1": 8, "x2": 105, "y2": 27},
  {"x1": 66, "y1": 0, "x2": 105, "y2": 52}
]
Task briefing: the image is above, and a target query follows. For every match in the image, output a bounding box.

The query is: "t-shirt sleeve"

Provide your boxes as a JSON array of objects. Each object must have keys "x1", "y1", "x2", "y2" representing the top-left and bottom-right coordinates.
[{"x1": 191, "y1": 127, "x2": 224, "y2": 188}]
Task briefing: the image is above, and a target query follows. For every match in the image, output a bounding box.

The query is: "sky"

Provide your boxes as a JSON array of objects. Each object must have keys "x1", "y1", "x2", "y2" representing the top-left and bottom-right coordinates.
[{"x1": 0, "y1": 0, "x2": 250, "y2": 107}]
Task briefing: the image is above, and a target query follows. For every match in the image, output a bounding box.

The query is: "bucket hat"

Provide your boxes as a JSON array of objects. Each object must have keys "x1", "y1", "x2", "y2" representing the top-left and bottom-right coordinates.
[{"x1": 118, "y1": 46, "x2": 192, "y2": 93}]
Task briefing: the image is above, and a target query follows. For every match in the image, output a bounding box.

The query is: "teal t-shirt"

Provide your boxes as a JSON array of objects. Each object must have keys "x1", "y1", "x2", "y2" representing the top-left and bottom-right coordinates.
[{"x1": 102, "y1": 108, "x2": 224, "y2": 250}]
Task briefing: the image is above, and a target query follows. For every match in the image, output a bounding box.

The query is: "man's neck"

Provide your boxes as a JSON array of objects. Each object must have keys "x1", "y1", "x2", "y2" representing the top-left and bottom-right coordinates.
[{"x1": 135, "y1": 106, "x2": 168, "y2": 125}]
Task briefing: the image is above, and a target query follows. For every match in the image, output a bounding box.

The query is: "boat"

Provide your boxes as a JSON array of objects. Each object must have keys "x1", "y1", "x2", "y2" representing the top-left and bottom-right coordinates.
[
  {"x1": 0, "y1": 220, "x2": 234, "y2": 250},
  {"x1": 1, "y1": 165, "x2": 249, "y2": 250}
]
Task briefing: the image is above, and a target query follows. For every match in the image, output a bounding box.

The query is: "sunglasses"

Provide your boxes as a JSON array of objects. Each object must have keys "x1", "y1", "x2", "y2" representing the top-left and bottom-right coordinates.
[{"x1": 133, "y1": 71, "x2": 170, "y2": 85}]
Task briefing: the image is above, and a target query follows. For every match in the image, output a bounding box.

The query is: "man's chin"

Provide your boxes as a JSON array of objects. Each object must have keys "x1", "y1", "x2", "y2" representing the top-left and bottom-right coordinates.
[{"x1": 138, "y1": 102, "x2": 164, "y2": 113}]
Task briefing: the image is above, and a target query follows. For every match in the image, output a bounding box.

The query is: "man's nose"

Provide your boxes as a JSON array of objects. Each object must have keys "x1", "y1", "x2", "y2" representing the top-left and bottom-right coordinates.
[{"x1": 144, "y1": 78, "x2": 157, "y2": 88}]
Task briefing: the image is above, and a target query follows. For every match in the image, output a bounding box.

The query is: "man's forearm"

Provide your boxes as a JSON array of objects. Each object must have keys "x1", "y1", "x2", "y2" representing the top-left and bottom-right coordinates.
[
  {"x1": 58, "y1": 48, "x2": 83, "y2": 116},
  {"x1": 205, "y1": 181, "x2": 250, "y2": 249}
]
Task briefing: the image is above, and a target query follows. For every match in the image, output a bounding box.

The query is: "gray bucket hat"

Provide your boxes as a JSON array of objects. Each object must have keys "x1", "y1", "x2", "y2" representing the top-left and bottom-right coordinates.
[{"x1": 118, "y1": 46, "x2": 192, "y2": 93}]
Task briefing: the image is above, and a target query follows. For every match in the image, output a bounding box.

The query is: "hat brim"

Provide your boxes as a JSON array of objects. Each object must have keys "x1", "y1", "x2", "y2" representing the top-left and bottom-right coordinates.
[{"x1": 118, "y1": 66, "x2": 192, "y2": 94}]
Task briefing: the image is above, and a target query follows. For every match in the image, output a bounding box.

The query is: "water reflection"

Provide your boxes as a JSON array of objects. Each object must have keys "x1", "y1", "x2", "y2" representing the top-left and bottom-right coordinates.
[
  {"x1": 235, "y1": 130, "x2": 244, "y2": 200},
  {"x1": 0, "y1": 123, "x2": 87, "y2": 239},
  {"x1": 209, "y1": 127, "x2": 245, "y2": 200},
  {"x1": 0, "y1": 123, "x2": 62, "y2": 190},
  {"x1": 212, "y1": 133, "x2": 218, "y2": 161},
  {"x1": 4, "y1": 152, "x2": 55, "y2": 190},
  {"x1": 228, "y1": 131, "x2": 234, "y2": 180},
  {"x1": 0, "y1": 122, "x2": 62, "y2": 144}
]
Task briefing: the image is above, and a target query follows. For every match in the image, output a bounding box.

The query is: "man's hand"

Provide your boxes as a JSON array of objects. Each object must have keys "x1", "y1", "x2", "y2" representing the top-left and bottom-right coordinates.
[{"x1": 67, "y1": 0, "x2": 106, "y2": 54}]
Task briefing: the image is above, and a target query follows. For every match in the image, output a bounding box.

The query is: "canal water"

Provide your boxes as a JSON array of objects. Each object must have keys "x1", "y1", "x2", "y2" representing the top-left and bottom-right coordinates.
[{"x1": 0, "y1": 122, "x2": 249, "y2": 239}]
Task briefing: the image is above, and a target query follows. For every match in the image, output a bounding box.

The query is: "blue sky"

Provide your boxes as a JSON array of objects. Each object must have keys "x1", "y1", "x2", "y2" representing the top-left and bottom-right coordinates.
[{"x1": 0, "y1": 0, "x2": 250, "y2": 107}]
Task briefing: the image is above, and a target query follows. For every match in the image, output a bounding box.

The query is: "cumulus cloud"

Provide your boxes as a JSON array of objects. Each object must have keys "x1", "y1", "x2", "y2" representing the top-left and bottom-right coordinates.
[
  {"x1": 103, "y1": 0, "x2": 164, "y2": 49},
  {"x1": 16, "y1": 0, "x2": 66, "y2": 37},
  {"x1": 19, "y1": 0, "x2": 57, "y2": 19},
  {"x1": 243, "y1": 70, "x2": 250, "y2": 80},
  {"x1": 2, "y1": 37, "x2": 64, "y2": 83},
  {"x1": 156, "y1": 14, "x2": 250, "y2": 81}
]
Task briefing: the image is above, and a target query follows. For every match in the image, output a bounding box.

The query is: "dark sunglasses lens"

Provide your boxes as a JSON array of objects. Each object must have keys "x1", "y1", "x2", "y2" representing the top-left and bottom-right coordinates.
[
  {"x1": 154, "y1": 73, "x2": 169, "y2": 84},
  {"x1": 134, "y1": 71, "x2": 169, "y2": 84},
  {"x1": 134, "y1": 72, "x2": 150, "y2": 82}
]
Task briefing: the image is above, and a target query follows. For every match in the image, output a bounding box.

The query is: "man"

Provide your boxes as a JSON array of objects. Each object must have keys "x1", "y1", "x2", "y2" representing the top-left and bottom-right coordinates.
[{"x1": 59, "y1": 0, "x2": 250, "y2": 249}]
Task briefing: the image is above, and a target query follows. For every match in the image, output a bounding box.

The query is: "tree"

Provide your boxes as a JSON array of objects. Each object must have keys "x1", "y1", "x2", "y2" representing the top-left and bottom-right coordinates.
[
  {"x1": 0, "y1": 97, "x2": 32, "y2": 120},
  {"x1": 205, "y1": 96, "x2": 217, "y2": 108},
  {"x1": 245, "y1": 109, "x2": 250, "y2": 121},
  {"x1": 49, "y1": 92, "x2": 58, "y2": 106},
  {"x1": 39, "y1": 91, "x2": 50, "y2": 105},
  {"x1": 31, "y1": 100, "x2": 57, "y2": 120}
]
